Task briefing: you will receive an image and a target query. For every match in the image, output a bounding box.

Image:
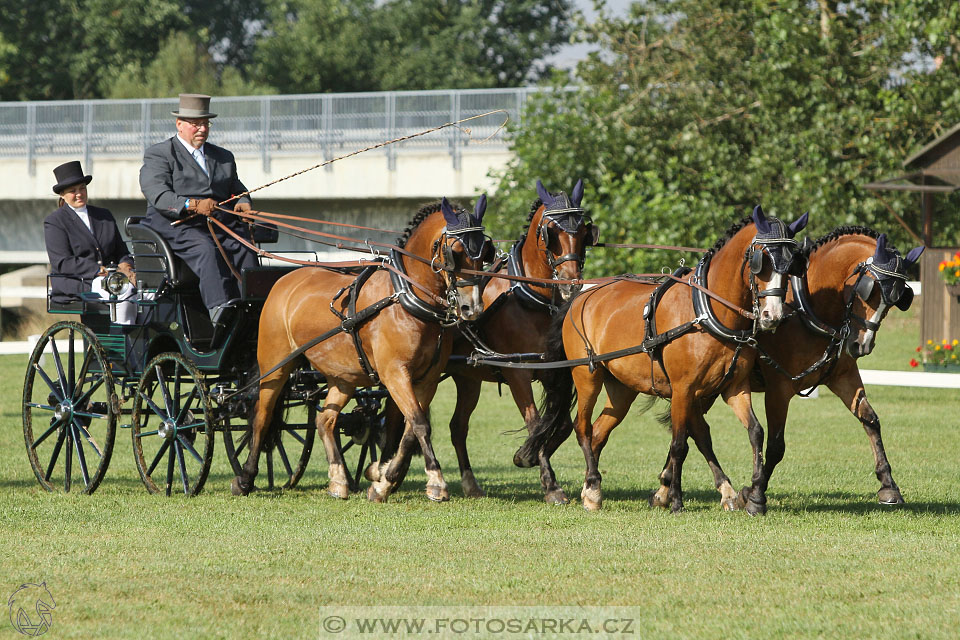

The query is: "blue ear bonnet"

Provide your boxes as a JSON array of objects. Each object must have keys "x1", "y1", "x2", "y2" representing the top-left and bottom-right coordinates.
[{"x1": 440, "y1": 196, "x2": 492, "y2": 260}]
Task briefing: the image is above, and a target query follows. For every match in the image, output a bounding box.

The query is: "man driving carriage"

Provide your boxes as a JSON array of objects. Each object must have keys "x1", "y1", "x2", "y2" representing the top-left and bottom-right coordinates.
[{"x1": 138, "y1": 93, "x2": 258, "y2": 328}]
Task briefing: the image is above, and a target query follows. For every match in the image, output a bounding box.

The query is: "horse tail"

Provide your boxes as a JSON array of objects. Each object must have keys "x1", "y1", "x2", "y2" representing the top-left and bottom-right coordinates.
[{"x1": 513, "y1": 300, "x2": 576, "y2": 468}]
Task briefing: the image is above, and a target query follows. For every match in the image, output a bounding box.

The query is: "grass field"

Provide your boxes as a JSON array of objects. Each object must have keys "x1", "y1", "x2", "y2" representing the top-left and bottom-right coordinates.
[{"x1": 1, "y1": 302, "x2": 958, "y2": 639}]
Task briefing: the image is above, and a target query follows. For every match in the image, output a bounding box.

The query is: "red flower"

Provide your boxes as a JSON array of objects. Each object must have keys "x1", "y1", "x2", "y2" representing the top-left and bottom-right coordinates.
[
  {"x1": 917, "y1": 346, "x2": 922, "y2": 352},
  {"x1": 910, "y1": 358, "x2": 919, "y2": 368},
  {"x1": 948, "y1": 344, "x2": 954, "y2": 351}
]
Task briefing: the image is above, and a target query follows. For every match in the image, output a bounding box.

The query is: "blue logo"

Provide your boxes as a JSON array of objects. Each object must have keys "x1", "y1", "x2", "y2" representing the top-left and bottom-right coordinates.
[{"x1": 8, "y1": 583, "x2": 56, "y2": 636}]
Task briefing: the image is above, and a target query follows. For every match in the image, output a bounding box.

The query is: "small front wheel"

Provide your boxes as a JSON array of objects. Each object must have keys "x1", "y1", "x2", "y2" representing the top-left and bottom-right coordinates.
[{"x1": 131, "y1": 353, "x2": 214, "y2": 496}]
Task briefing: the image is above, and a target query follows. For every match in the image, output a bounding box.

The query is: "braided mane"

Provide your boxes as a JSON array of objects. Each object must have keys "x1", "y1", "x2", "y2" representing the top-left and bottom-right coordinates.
[
  {"x1": 809, "y1": 226, "x2": 896, "y2": 255},
  {"x1": 700, "y1": 215, "x2": 754, "y2": 261}
]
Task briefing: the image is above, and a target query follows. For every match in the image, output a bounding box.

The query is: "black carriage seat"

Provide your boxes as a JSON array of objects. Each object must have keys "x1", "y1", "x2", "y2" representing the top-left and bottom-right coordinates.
[{"x1": 125, "y1": 216, "x2": 214, "y2": 345}]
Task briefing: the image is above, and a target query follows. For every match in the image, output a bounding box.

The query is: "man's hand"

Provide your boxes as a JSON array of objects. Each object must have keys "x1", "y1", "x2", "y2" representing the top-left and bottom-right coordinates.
[
  {"x1": 118, "y1": 262, "x2": 136, "y2": 286},
  {"x1": 188, "y1": 198, "x2": 217, "y2": 216},
  {"x1": 234, "y1": 201, "x2": 252, "y2": 214}
]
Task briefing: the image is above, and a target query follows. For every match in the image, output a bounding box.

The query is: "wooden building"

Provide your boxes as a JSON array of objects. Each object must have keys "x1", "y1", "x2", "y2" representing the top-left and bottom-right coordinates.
[{"x1": 864, "y1": 123, "x2": 960, "y2": 346}]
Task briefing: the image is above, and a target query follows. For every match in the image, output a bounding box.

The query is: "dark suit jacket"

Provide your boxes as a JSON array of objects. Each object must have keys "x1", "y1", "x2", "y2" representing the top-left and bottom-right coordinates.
[
  {"x1": 44, "y1": 203, "x2": 133, "y2": 302},
  {"x1": 139, "y1": 136, "x2": 252, "y2": 222}
]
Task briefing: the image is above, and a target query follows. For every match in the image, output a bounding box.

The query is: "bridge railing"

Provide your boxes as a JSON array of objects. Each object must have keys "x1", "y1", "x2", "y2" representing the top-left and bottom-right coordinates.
[{"x1": 0, "y1": 88, "x2": 542, "y2": 173}]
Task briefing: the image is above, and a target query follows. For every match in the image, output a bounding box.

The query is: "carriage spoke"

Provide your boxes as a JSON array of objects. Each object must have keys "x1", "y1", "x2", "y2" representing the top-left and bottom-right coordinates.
[
  {"x1": 266, "y1": 451, "x2": 275, "y2": 489},
  {"x1": 44, "y1": 428, "x2": 67, "y2": 482},
  {"x1": 353, "y1": 442, "x2": 370, "y2": 488},
  {"x1": 49, "y1": 337, "x2": 69, "y2": 399},
  {"x1": 147, "y1": 440, "x2": 171, "y2": 476},
  {"x1": 138, "y1": 388, "x2": 169, "y2": 423},
  {"x1": 31, "y1": 420, "x2": 63, "y2": 450},
  {"x1": 72, "y1": 425, "x2": 91, "y2": 488},
  {"x1": 177, "y1": 433, "x2": 204, "y2": 464},
  {"x1": 63, "y1": 429, "x2": 73, "y2": 492},
  {"x1": 72, "y1": 376, "x2": 106, "y2": 411},
  {"x1": 274, "y1": 438, "x2": 294, "y2": 478},
  {"x1": 33, "y1": 364, "x2": 65, "y2": 404},
  {"x1": 73, "y1": 418, "x2": 104, "y2": 458},
  {"x1": 176, "y1": 386, "x2": 201, "y2": 425},
  {"x1": 156, "y1": 365, "x2": 175, "y2": 418},
  {"x1": 67, "y1": 330, "x2": 76, "y2": 394},
  {"x1": 340, "y1": 440, "x2": 355, "y2": 453},
  {"x1": 286, "y1": 429, "x2": 307, "y2": 446},
  {"x1": 176, "y1": 443, "x2": 190, "y2": 495},
  {"x1": 165, "y1": 444, "x2": 175, "y2": 496}
]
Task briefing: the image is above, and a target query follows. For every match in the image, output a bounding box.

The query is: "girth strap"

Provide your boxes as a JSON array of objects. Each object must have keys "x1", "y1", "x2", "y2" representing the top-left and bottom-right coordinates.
[{"x1": 331, "y1": 266, "x2": 382, "y2": 384}]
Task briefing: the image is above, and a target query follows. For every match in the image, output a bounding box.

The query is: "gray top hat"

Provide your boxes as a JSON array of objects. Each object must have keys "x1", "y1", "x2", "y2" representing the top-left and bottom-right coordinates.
[{"x1": 171, "y1": 93, "x2": 218, "y2": 119}]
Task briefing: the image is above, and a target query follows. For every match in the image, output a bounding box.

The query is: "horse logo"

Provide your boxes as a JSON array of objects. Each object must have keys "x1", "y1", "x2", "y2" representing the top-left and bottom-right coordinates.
[{"x1": 8, "y1": 583, "x2": 56, "y2": 636}]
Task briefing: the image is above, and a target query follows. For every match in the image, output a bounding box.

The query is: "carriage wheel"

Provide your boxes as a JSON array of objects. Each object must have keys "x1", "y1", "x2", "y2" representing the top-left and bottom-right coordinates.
[
  {"x1": 221, "y1": 377, "x2": 316, "y2": 490},
  {"x1": 22, "y1": 321, "x2": 118, "y2": 494},
  {"x1": 333, "y1": 390, "x2": 385, "y2": 492},
  {"x1": 131, "y1": 353, "x2": 214, "y2": 496}
]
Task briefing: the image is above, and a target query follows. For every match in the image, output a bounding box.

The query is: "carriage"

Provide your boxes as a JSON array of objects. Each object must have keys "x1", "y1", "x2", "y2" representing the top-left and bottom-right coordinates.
[{"x1": 21, "y1": 216, "x2": 386, "y2": 496}]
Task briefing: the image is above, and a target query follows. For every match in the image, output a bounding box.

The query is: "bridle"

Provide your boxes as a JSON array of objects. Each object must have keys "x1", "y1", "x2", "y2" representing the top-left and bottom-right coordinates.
[
  {"x1": 431, "y1": 225, "x2": 493, "y2": 319},
  {"x1": 843, "y1": 257, "x2": 912, "y2": 332},
  {"x1": 741, "y1": 230, "x2": 803, "y2": 319},
  {"x1": 535, "y1": 205, "x2": 599, "y2": 286}
]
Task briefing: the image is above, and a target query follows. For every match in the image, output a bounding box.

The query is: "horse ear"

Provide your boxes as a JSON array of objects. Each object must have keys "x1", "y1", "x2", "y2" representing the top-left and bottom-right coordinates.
[
  {"x1": 571, "y1": 179, "x2": 584, "y2": 207},
  {"x1": 474, "y1": 193, "x2": 487, "y2": 223},
  {"x1": 904, "y1": 245, "x2": 925, "y2": 265},
  {"x1": 440, "y1": 197, "x2": 459, "y2": 227},
  {"x1": 788, "y1": 211, "x2": 809, "y2": 236},
  {"x1": 536, "y1": 179, "x2": 551, "y2": 204},
  {"x1": 752, "y1": 205, "x2": 771, "y2": 233},
  {"x1": 874, "y1": 233, "x2": 890, "y2": 262}
]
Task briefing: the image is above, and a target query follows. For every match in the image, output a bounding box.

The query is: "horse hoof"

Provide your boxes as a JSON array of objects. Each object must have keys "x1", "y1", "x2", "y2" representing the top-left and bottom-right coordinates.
[
  {"x1": 231, "y1": 477, "x2": 249, "y2": 496},
  {"x1": 745, "y1": 500, "x2": 767, "y2": 516},
  {"x1": 581, "y1": 487, "x2": 602, "y2": 511},
  {"x1": 877, "y1": 488, "x2": 904, "y2": 505},
  {"x1": 544, "y1": 489, "x2": 569, "y2": 505},
  {"x1": 649, "y1": 488, "x2": 670, "y2": 509},
  {"x1": 426, "y1": 485, "x2": 450, "y2": 502},
  {"x1": 367, "y1": 485, "x2": 388, "y2": 503},
  {"x1": 364, "y1": 462, "x2": 380, "y2": 483},
  {"x1": 735, "y1": 486, "x2": 751, "y2": 510},
  {"x1": 721, "y1": 497, "x2": 739, "y2": 512},
  {"x1": 327, "y1": 483, "x2": 350, "y2": 500}
]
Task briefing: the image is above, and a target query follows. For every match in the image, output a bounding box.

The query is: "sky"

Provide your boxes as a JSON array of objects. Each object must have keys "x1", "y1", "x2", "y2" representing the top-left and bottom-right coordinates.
[{"x1": 548, "y1": 0, "x2": 633, "y2": 69}]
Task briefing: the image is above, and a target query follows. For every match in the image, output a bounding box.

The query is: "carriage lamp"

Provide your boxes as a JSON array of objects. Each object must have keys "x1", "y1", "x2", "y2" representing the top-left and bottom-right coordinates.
[{"x1": 99, "y1": 266, "x2": 129, "y2": 323}]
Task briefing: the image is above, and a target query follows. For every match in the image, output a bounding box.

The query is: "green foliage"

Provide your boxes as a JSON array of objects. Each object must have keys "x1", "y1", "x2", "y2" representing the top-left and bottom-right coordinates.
[{"x1": 492, "y1": 1, "x2": 960, "y2": 275}]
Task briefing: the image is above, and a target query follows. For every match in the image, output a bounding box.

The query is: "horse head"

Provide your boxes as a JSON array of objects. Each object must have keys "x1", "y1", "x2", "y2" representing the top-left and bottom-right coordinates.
[
  {"x1": 843, "y1": 234, "x2": 923, "y2": 358},
  {"x1": 435, "y1": 195, "x2": 494, "y2": 321},
  {"x1": 748, "y1": 205, "x2": 809, "y2": 331},
  {"x1": 531, "y1": 178, "x2": 598, "y2": 300}
]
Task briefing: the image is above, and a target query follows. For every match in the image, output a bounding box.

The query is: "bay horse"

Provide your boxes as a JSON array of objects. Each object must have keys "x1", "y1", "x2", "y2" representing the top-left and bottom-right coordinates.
[
  {"x1": 445, "y1": 179, "x2": 598, "y2": 501},
  {"x1": 515, "y1": 207, "x2": 808, "y2": 511},
  {"x1": 232, "y1": 197, "x2": 493, "y2": 502},
  {"x1": 739, "y1": 229, "x2": 923, "y2": 511}
]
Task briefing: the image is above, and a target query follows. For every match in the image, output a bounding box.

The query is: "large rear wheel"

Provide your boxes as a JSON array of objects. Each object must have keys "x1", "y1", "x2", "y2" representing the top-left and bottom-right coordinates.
[
  {"x1": 131, "y1": 353, "x2": 214, "y2": 496},
  {"x1": 22, "y1": 321, "x2": 118, "y2": 494}
]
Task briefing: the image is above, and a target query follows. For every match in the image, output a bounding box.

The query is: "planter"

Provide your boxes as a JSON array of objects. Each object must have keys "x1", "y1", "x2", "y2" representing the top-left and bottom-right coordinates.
[
  {"x1": 922, "y1": 363, "x2": 960, "y2": 373},
  {"x1": 946, "y1": 283, "x2": 960, "y2": 298}
]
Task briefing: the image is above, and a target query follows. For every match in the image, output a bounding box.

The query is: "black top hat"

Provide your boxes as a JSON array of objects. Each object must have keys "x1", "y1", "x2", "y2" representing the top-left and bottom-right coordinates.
[
  {"x1": 171, "y1": 93, "x2": 218, "y2": 119},
  {"x1": 52, "y1": 161, "x2": 92, "y2": 194}
]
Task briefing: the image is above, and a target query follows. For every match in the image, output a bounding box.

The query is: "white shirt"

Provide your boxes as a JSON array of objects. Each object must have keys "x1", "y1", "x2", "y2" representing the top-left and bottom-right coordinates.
[
  {"x1": 176, "y1": 135, "x2": 208, "y2": 175},
  {"x1": 68, "y1": 204, "x2": 92, "y2": 232}
]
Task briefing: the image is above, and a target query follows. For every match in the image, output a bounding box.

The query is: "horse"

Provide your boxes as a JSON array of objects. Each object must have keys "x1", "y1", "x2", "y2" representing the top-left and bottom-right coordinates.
[
  {"x1": 232, "y1": 196, "x2": 493, "y2": 502},
  {"x1": 514, "y1": 206, "x2": 808, "y2": 512},
  {"x1": 736, "y1": 229, "x2": 924, "y2": 511},
  {"x1": 444, "y1": 179, "x2": 598, "y2": 501}
]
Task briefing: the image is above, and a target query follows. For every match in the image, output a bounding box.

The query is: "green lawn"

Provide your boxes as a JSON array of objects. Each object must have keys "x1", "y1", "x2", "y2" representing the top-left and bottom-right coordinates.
[{"x1": 1, "y1": 302, "x2": 957, "y2": 639}]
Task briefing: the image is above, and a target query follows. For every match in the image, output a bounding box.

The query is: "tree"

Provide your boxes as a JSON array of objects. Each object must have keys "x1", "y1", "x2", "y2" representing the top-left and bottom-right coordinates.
[{"x1": 489, "y1": 1, "x2": 960, "y2": 276}]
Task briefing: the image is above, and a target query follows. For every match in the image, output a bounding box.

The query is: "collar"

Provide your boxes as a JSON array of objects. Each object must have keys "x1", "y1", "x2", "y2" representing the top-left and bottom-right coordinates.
[
  {"x1": 67, "y1": 204, "x2": 89, "y2": 216},
  {"x1": 176, "y1": 135, "x2": 204, "y2": 156}
]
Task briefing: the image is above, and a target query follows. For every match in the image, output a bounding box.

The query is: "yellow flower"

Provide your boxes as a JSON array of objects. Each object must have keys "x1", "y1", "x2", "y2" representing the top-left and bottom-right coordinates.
[
  {"x1": 953, "y1": 339, "x2": 958, "y2": 346},
  {"x1": 941, "y1": 263, "x2": 947, "y2": 271},
  {"x1": 935, "y1": 345, "x2": 941, "y2": 351},
  {"x1": 928, "y1": 339, "x2": 934, "y2": 345}
]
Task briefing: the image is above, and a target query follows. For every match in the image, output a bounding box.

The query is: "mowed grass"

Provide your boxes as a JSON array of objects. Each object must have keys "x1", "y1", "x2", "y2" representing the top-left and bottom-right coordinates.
[{"x1": 1, "y1": 301, "x2": 958, "y2": 639}]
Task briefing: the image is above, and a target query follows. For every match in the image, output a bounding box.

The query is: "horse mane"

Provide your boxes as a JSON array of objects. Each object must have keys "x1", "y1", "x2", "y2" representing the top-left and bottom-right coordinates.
[
  {"x1": 396, "y1": 201, "x2": 443, "y2": 248},
  {"x1": 701, "y1": 215, "x2": 754, "y2": 261},
  {"x1": 809, "y1": 225, "x2": 897, "y2": 255}
]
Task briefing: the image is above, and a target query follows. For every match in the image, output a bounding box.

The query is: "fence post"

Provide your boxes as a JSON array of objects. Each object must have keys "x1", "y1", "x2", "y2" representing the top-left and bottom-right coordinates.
[
  {"x1": 26, "y1": 104, "x2": 36, "y2": 176},
  {"x1": 451, "y1": 91, "x2": 461, "y2": 171},
  {"x1": 261, "y1": 96, "x2": 272, "y2": 173},
  {"x1": 386, "y1": 93, "x2": 396, "y2": 172},
  {"x1": 83, "y1": 101, "x2": 93, "y2": 171},
  {"x1": 322, "y1": 94, "x2": 333, "y2": 171}
]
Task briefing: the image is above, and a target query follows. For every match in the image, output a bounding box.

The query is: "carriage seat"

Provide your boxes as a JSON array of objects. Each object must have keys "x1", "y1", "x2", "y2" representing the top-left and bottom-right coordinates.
[{"x1": 124, "y1": 216, "x2": 200, "y2": 292}]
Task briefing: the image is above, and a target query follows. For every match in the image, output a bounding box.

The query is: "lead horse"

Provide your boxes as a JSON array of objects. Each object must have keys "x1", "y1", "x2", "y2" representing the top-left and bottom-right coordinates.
[
  {"x1": 232, "y1": 197, "x2": 492, "y2": 502},
  {"x1": 445, "y1": 179, "x2": 597, "y2": 501},
  {"x1": 740, "y1": 229, "x2": 923, "y2": 511},
  {"x1": 516, "y1": 207, "x2": 807, "y2": 512}
]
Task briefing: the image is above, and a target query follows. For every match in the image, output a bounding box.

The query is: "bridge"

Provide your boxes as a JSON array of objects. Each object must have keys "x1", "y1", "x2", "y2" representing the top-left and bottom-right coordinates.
[{"x1": 0, "y1": 88, "x2": 538, "y2": 256}]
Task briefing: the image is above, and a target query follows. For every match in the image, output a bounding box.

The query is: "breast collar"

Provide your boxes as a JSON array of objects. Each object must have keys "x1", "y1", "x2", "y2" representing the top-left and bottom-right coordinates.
[
  {"x1": 506, "y1": 239, "x2": 557, "y2": 314},
  {"x1": 690, "y1": 250, "x2": 757, "y2": 343},
  {"x1": 387, "y1": 248, "x2": 457, "y2": 325}
]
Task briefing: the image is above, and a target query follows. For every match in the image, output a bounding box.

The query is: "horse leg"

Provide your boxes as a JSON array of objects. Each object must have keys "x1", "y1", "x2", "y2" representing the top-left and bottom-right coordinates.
[
  {"x1": 758, "y1": 380, "x2": 792, "y2": 502},
  {"x1": 369, "y1": 377, "x2": 448, "y2": 503},
  {"x1": 448, "y1": 375, "x2": 485, "y2": 498},
  {"x1": 571, "y1": 365, "x2": 604, "y2": 511},
  {"x1": 826, "y1": 372, "x2": 904, "y2": 505},
  {"x1": 724, "y1": 386, "x2": 767, "y2": 516},
  {"x1": 316, "y1": 383, "x2": 355, "y2": 499},
  {"x1": 685, "y1": 404, "x2": 737, "y2": 512},
  {"x1": 651, "y1": 395, "x2": 691, "y2": 513},
  {"x1": 232, "y1": 371, "x2": 289, "y2": 496},
  {"x1": 589, "y1": 377, "x2": 638, "y2": 461}
]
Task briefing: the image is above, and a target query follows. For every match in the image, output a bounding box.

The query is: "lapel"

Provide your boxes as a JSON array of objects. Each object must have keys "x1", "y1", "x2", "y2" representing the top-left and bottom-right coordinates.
[
  {"x1": 60, "y1": 205, "x2": 104, "y2": 258},
  {"x1": 172, "y1": 136, "x2": 212, "y2": 185}
]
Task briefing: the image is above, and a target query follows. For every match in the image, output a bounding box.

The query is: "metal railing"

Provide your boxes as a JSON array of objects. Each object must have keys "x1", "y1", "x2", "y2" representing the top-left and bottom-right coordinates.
[{"x1": 0, "y1": 88, "x2": 540, "y2": 173}]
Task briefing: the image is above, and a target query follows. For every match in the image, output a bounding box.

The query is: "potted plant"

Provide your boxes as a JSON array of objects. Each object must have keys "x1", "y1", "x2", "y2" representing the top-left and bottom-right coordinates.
[
  {"x1": 911, "y1": 338, "x2": 960, "y2": 372},
  {"x1": 939, "y1": 251, "x2": 960, "y2": 297}
]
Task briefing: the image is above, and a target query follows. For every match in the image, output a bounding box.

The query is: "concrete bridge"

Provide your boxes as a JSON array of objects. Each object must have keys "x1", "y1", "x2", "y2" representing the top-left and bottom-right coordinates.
[{"x1": 0, "y1": 89, "x2": 534, "y2": 257}]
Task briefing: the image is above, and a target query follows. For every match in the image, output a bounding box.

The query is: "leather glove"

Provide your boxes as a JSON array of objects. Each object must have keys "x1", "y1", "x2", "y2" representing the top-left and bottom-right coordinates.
[
  {"x1": 234, "y1": 201, "x2": 252, "y2": 213},
  {"x1": 118, "y1": 262, "x2": 136, "y2": 286},
  {"x1": 188, "y1": 198, "x2": 217, "y2": 216}
]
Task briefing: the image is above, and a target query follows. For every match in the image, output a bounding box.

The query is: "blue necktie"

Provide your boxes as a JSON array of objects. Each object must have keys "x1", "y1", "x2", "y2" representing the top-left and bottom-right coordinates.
[{"x1": 193, "y1": 148, "x2": 209, "y2": 176}]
